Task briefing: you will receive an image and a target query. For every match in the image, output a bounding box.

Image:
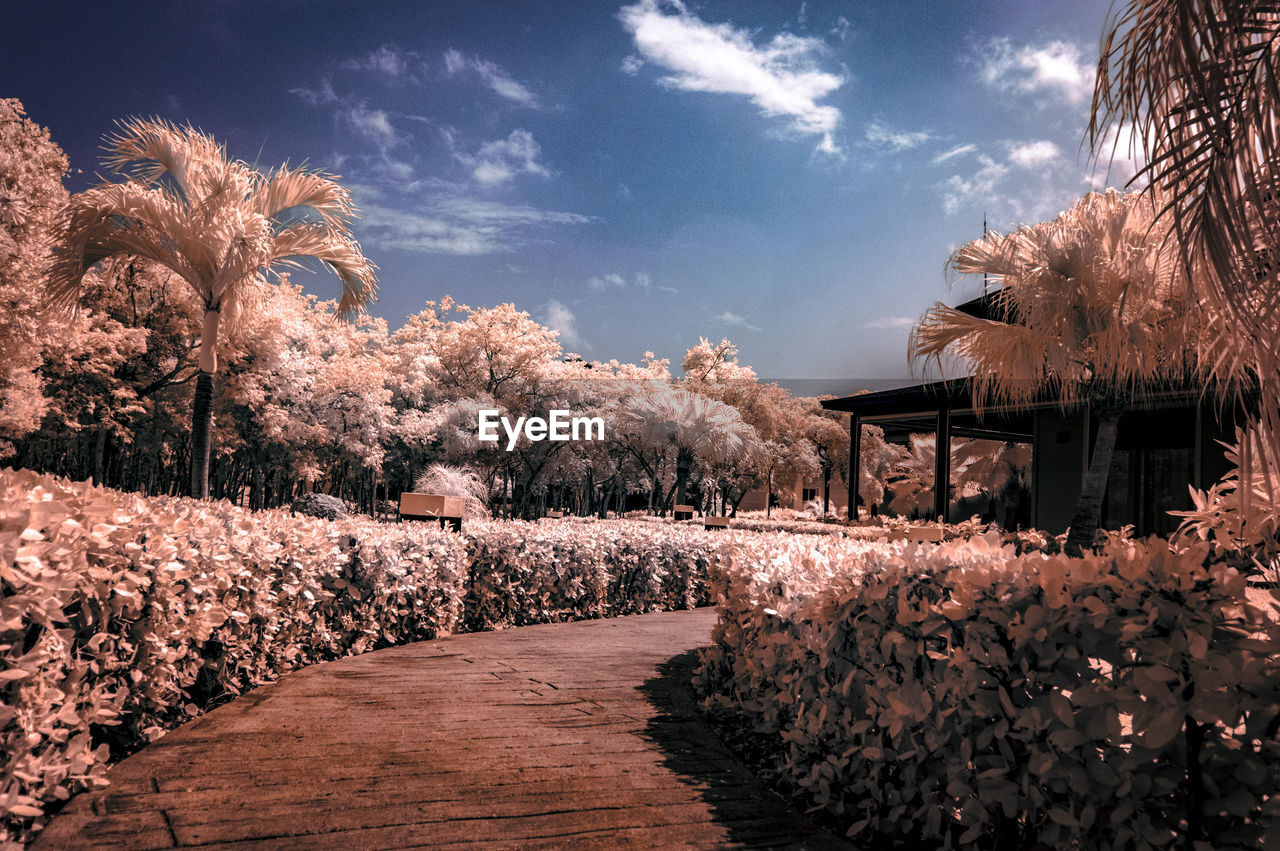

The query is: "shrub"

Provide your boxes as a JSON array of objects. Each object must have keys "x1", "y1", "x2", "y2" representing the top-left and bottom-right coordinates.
[
  {"x1": 2, "y1": 473, "x2": 736, "y2": 844},
  {"x1": 462, "y1": 518, "x2": 719, "y2": 630},
  {"x1": 289, "y1": 492, "x2": 348, "y2": 520},
  {"x1": 697, "y1": 532, "x2": 1280, "y2": 849},
  {"x1": 1, "y1": 469, "x2": 468, "y2": 845}
]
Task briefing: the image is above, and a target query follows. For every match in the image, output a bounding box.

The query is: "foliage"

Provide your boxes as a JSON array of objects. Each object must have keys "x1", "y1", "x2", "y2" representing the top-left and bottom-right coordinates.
[
  {"x1": 290, "y1": 492, "x2": 348, "y2": 520},
  {"x1": 0, "y1": 99, "x2": 69, "y2": 456},
  {"x1": 887, "y1": 434, "x2": 1030, "y2": 519},
  {"x1": 914, "y1": 190, "x2": 1203, "y2": 554},
  {"x1": 0, "y1": 468, "x2": 467, "y2": 844},
  {"x1": 413, "y1": 463, "x2": 490, "y2": 518},
  {"x1": 1090, "y1": 1, "x2": 1280, "y2": 550},
  {"x1": 1173, "y1": 427, "x2": 1280, "y2": 580},
  {"x1": 0, "y1": 472, "x2": 735, "y2": 843},
  {"x1": 47, "y1": 117, "x2": 377, "y2": 499},
  {"x1": 697, "y1": 532, "x2": 1280, "y2": 849},
  {"x1": 463, "y1": 518, "x2": 719, "y2": 630},
  {"x1": 1091, "y1": 1, "x2": 1280, "y2": 481}
]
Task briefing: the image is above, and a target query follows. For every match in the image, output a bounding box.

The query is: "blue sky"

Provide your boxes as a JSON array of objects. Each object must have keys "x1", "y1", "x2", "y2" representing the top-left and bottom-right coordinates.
[{"x1": 9, "y1": 0, "x2": 1132, "y2": 388}]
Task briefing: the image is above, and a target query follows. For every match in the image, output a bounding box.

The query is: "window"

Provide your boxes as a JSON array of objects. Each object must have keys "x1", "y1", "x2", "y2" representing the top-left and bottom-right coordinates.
[{"x1": 802, "y1": 487, "x2": 818, "y2": 503}]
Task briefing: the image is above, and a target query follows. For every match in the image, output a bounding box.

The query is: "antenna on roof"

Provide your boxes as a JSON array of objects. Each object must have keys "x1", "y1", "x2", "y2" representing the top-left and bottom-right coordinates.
[{"x1": 982, "y1": 212, "x2": 989, "y2": 297}]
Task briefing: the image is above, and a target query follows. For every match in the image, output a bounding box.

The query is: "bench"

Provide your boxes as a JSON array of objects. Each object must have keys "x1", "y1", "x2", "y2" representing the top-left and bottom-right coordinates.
[
  {"x1": 703, "y1": 516, "x2": 730, "y2": 530},
  {"x1": 908, "y1": 524, "x2": 945, "y2": 543},
  {"x1": 399, "y1": 493, "x2": 465, "y2": 532},
  {"x1": 673, "y1": 503, "x2": 696, "y2": 521}
]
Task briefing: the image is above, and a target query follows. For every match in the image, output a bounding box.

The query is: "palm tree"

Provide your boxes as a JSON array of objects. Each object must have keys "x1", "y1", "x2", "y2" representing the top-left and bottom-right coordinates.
[
  {"x1": 626, "y1": 387, "x2": 757, "y2": 512},
  {"x1": 1090, "y1": 0, "x2": 1280, "y2": 504},
  {"x1": 48, "y1": 118, "x2": 377, "y2": 499},
  {"x1": 911, "y1": 190, "x2": 1201, "y2": 556}
]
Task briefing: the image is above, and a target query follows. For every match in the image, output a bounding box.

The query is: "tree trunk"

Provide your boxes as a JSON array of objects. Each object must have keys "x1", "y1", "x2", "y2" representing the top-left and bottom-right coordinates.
[
  {"x1": 1065, "y1": 401, "x2": 1124, "y2": 557},
  {"x1": 91, "y1": 426, "x2": 108, "y2": 485},
  {"x1": 674, "y1": 447, "x2": 693, "y2": 507},
  {"x1": 189, "y1": 309, "x2": 221, "y2": 500},
  {"x1": 190, "y1": 370, "x2": 215, "y2": 499}
]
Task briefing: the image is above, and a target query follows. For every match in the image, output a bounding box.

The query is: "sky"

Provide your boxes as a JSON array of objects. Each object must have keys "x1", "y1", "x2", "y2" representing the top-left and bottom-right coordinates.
[{"x1": 7, "y1": 0, "x2": 1135, "y2": 391}]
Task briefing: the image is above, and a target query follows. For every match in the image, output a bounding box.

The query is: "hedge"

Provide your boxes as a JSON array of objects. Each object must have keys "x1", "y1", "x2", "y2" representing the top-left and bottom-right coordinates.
[
  {"x1": 1, "y1": 470, "x2": 724, "y2": 845},
  {"x1": 464, "y1": 518, "x2": 719, "y2": 630},
  {"x1": 696, "y1": 531, "x2": 1280, "y2": 849}
]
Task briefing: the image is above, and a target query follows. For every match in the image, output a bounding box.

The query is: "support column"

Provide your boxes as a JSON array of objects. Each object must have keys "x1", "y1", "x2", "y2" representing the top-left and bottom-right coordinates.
[
  {"x1": 934, "y1": 406, "x2": 951, "y2": 521},
  {"x1": 849, "y1": 415, "x2": 861, "y2": 520}
]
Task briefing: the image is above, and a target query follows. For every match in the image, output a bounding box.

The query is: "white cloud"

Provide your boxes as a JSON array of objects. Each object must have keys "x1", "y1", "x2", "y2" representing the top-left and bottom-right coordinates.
[
  {"x1": 343, "y1": 106, "x2": 400, "y2": 150},
  {"x1": 354, "y1": 194, "x2": 590, "y2": 256},
  {"x1": 435, "y1": 196, "x2": 588, "y2": 228},
  {"x1": 588, "y1": 271, "x2": 653, "y2": 292},
  {"x1": 716, "y1": 310, "x2": 763, "y2": 332},
  {"x1": 864, "y1": 316, "x2": 916, "y2": 329},
  {"x1": 443, "y1": 49, "x2": 538, "y2": 107},
  {"x1": 1088, "y1": 121, "x2": 1148, "y2": 188},
  {"x1": 544, "y1": 299, "x2": 587, "y2": 351},
  {"x1": 1008, "y1": 140, "x2": 1061, "y2": 169},
  {"x1": 290, "y1": 79, "x2": 339, "y2": 106},
  {"x1": 978, "y1": 38, "x2": 1095, "y2": 105},
  {"x1": 618, "y1": 0, "x2": 845, "y2": 154},
  {"x1": 931, "y1": 143, "x2": 977, "y2": 166},
  {"x1": 865, "y1": 121, "x2": 931, "y2": 152},
  {"x1": 621, "y1": 55, "x2": 645, "y2": 75},
  {"x1": 343, "y1": 45, "x2": 413, "y2": 78},
  {"x1": 589, "y1": 273, "x2": 627, "y2": 291},
  {"x1": 458, "y1": 129, "x2": 550, "y2": 186},
  {"x1": 941, "y1": 154, "x2": 1010, "y2": 216}
]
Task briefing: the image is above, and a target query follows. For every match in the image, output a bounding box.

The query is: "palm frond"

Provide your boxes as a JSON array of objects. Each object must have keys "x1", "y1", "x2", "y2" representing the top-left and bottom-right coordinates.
[
  {"x1": 46, "y1": 186, "x2": 204, "y2": 309},
  {"x1": 916, "y1": 189, "x2": 1203, "y2": 413},
  {"x1": 271, "y1": 225, "x2": 377, "y2": 317},
  {"x1": 252, "y1": 167, "x2": 358, "y2": 227},
  {"x1": 1091, "y1": 0, "x2": 1280, "y2": 377}
]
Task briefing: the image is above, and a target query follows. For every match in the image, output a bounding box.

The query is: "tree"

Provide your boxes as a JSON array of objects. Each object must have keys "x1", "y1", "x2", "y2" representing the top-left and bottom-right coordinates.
[
  {"x1": 911, "y1": 190, "x2": 1201, "y2": 555},
  {"x1": 1091, "y1": 0, "x2": 1280, "y2": 511},
  {"x1": 48, "y1": 118, "x2": 377, "y2": 498},
  {"x1": 801, "y1": 398, "x2": 849, "y2": 517},
  {"x1": 0, "y1": 99, "x2": 69, "y2": 456},
  {"x1": 625, "y1": 387, "x2": 758, "y2": 512}
]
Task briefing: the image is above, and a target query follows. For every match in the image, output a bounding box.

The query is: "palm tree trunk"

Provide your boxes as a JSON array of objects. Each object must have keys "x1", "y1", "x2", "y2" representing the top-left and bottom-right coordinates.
[
  {"x1": 190, "y1": 370, "x2": 214, "y2": 499},
  {"x1": 189, "y1": 309, "x2": 221, "y2": 500},
  {"x1": 91, "y1": 426, "x2": 108, "y2": 485},
  {"x1": 1064, "y1": 400, "x2": 1124, "y2": 557},
  {"x1": 675, "y1": 447, "x2": 693, "y2": 506},
  {"x1": 822, "y1": 464, "x2": 831, "y2": 518}
]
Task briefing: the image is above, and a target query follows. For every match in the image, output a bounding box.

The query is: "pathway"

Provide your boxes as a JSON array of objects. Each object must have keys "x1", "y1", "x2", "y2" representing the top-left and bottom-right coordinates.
[{"x1": 34, "y1": 609, "x2": 848, "y2": 849}]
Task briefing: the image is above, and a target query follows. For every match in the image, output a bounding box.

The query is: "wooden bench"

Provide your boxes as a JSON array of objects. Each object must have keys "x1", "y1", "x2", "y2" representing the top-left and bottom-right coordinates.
[
  {"x1": 908, "y1": 524, "x2": 945, "y2": 543},
  {"x1": 673, "y1": 503, "x2": 696, "y2": 521},
  {"x1": 399, "y1": 493, "x2": 465, "y2": 532},
  {"x1": 545, "y1": 509, "x2": 564, "y2": 519},
  {"x1": 703, "y1": 516, "x2": 730, "y2": 530}
]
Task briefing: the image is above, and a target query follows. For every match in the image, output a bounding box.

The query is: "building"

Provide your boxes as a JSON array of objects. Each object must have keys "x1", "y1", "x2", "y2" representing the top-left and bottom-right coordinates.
[{"x1": 820, "y1": 295, "x2": 1245, "y2": 535}]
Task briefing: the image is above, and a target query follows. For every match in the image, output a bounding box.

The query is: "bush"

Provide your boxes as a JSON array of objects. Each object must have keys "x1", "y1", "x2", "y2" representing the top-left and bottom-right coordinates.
[
  {"x1": 463, "y1": 518, "x2": 719, "y2": 630},
  {"x1": 697, "y1": 532, "x2": 1280, "y2": 849},
  {"x1": 1, "y1": 469, "x2": 467, "y2": 845},
  {"x1": 290, "y1": 492, "x2": 348, "y2": 520},
  {"x1": 1, "y1": 472, "x2": 733, "y2": 844}
]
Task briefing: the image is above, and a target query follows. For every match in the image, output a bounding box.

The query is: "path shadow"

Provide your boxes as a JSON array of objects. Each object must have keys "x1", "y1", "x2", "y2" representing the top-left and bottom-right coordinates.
[{"x1": 637, "y1": 651, "x2": 852, "y2": 850}]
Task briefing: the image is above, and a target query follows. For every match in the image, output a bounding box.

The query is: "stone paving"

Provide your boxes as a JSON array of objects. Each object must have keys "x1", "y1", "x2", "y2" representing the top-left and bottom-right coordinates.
[{"x1": 34, "y1": 609, "x2": 848, "y2": 849}]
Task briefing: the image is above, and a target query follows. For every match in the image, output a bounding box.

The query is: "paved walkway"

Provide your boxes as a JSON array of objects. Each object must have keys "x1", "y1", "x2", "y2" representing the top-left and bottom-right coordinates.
[{"x1": 35, "y1": 610, "x2": 848, "y2": 849}]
